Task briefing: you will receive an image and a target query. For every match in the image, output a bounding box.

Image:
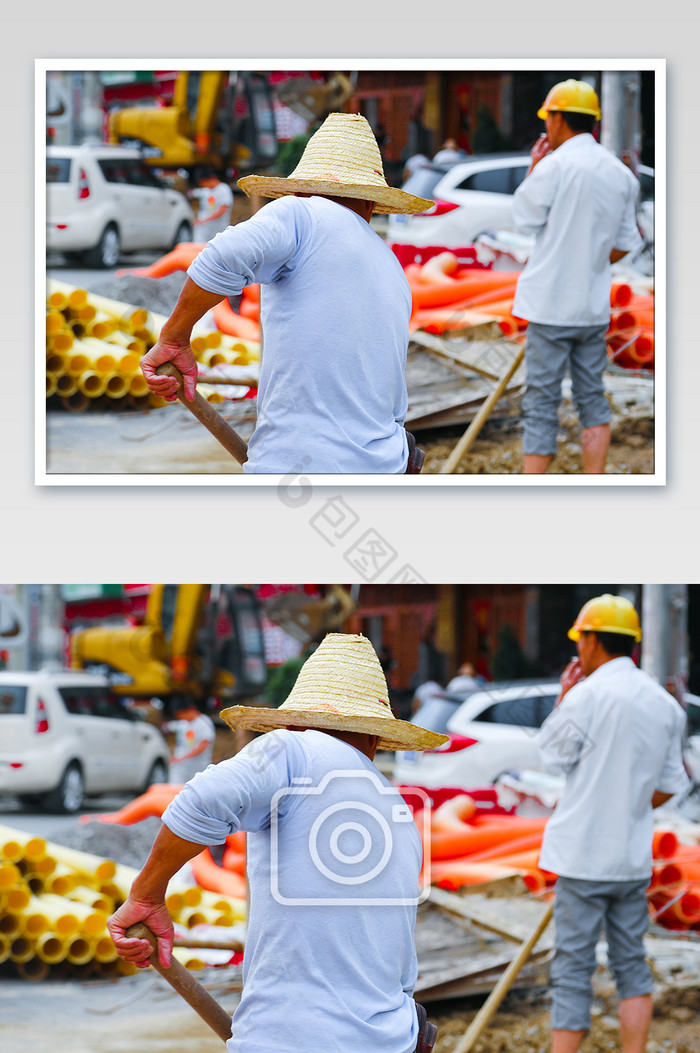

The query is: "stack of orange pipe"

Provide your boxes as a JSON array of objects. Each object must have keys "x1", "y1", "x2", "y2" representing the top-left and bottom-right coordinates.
[
  {"x1": 648, "y1": 842, "x2": 700, "y2": 929},
  {"x1": 404, "y1": 254, "x2": 639, "y2": 343},
  {"x1": 606, "y1": 290, "x2": 655, "y2": 369}
]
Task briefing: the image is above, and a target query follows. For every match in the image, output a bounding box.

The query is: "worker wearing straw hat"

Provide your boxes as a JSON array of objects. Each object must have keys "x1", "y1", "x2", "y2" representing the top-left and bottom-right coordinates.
[
  {"x1": 109, "y1": 634, "x2": 444, "y2": 1052},
  {"x1": 140, "y1": 113, "x2": 433, "y2": 474},
  {"x1": 511, "y1": 80, "x2": 644, "y2": 475},
  {"x1": 535, "y1": 595, "x2": 689, "y2": 1053}
]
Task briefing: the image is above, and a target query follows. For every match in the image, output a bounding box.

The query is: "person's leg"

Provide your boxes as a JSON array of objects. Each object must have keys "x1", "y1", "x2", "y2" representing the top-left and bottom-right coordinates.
[
  {"x1": 521, "y1": 324, "x2": 570, "y2": 473},
  {"x1": 604, "y1": 879, "x2": 655, "y2": 1053},
  {"x1": 618, "y1": 994, "x2": 653, "y2": 1053},
  {"x1": 549, "y1": 879, "x2": 607, "y2": 1052},
  {"x1": 569, "y1": 325, "x2": 611, "y2": 474}
]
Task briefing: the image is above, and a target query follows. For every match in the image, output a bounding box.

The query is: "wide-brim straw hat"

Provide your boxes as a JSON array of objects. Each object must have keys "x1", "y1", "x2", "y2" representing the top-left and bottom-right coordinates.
[
  {"x1": 220, "y1": 633, "x2": 448, "y2": 751},
  {"x1": 238, "y1": 112, "x2": 434, "y2": 216}
]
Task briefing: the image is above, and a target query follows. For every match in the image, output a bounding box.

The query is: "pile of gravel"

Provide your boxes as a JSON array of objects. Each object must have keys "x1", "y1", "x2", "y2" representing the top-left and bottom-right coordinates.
[
  {"x1": 50, "y1": 815, "x2": 163, "y2": 870},
  {"x1": 85, "y1": 271, "x2": 188, "y2": 317}
]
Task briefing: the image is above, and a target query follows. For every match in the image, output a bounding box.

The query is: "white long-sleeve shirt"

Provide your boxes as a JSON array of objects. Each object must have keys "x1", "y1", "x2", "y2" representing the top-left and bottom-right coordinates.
[
  {"x1": 536, "y1": 657, "x2": 689, "y2": 880},
  {"x1": 512, "y1": 134, "x2": 643, "y2": 326},
  {"x1": 188, "y1": 195, "x2": 412, "y2": 474},
  {"x1": 163, "y1": 729, "x2": 420, "y2": 1053}
]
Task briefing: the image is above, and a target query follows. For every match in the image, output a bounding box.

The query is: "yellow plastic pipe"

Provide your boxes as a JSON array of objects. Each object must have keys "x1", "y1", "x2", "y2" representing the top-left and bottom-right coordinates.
[
  {"x1": 0, "y1": 933, "x2": 10, "y2": 965},
  {"x1": 55, "y1": 374, "x2": 80, "y2": 397},
  {"x1": 43, "y1": 840, "x2": 117, "y2": 882},
  {"x1": 78, "y1": 371, "x2": 108, "y2": 398},
  {"x1": 35, "y1": 931, "x2": 68, "y2": 964},
  {"x1": 60, "y1": 392, "x2": 91, "y2": 413},
  {"x1": 104, "y1": 373, "x2": 131, "y2": 399},
  {"x1": 44, "y1": 864, "x2": 81, "y2": 896},
  {"x1": 66, "y1": 884, "x2": 114, "y2": 914},
  {"x1": 66, "y1": 935, "x2": 94, "y2": 965},
  {"x1": 93, "y1": 934, "x2": 119, "y2": 963},
  {"x1": 0, "y1": 825, "x2": 47, "y2": 864},
  {"x1": 0, "y1": 861, "x2": 21, "y2": 891},
  {"x1": 9, "y1": 935, "x2": 35, "y2": 962},
  {"x1": 16, "y1": 956, "x2": 52, "y2": 982}
]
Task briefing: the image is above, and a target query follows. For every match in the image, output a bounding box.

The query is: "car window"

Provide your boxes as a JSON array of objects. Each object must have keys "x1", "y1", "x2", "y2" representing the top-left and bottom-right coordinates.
[
  {"x1": 686, "y1": 702, "x2": 700, "y2": 737},
  {"x1": 456, "y1": 167, "x2": 516, "y2": 194},
  {"x1": 0, "y1": 685, "x2": 27, "y2": 715},
  {"x1": 126, "y1": 160, "x2": 164, "y2": 188},
  {"x1": 46, "y1": 158, "x2": 71, "y2": 183},
  {"x1": 511, "y1": 165, "x2": 529, "y2": 190},
  {"x1": 402, "y1": 167, "x2": 448, "y2": 199},
  {"x1": 474, "y1": 693, "x2": 558, "y2": 728},
  {"x1": 638, "y1": 168, "x2": 654, "y2": 202},
  {"x1": 98, "y1": 159, "x2": 132, "y2": 184},
  {"x1": 58, "y1": 685, "x2": 131, "y2": 720}
]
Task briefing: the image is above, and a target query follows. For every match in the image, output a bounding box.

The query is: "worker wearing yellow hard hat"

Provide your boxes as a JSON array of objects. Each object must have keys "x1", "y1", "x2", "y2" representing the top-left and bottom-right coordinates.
[
  {"x1": 535, "y1": 597, "x2": 689, "y2": 1053},
  {"x1": 511, "y1": 79, "x2": 644, "y2": 476},
  {"x1": 536, "y1": 79, "x2": 602, "y2": 122},
  {"x1": 567, "y1": 593, "x2": 642, "y2": 643}
]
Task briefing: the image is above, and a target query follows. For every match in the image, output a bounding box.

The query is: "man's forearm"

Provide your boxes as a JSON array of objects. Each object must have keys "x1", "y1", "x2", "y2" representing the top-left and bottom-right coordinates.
[
  {"x1": 161, "y1": 276, "x2": 226, "y2": 344},
  {"x1": 131, "y1": 822, "x2": 208, "y2": 899}
]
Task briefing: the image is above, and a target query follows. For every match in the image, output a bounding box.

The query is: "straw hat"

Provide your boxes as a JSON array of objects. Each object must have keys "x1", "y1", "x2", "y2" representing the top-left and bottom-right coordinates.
[
  {"x1": 220, "y1": 633, "x2": 448, "y2": 751},
  {"x1": 238, "y1": 112, "x2": 434, "y2": 216}
]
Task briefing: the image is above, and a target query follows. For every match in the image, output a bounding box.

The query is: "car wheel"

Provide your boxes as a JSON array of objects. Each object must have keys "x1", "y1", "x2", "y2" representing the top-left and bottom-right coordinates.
[
  {"x1": 141, "y1": 758, "x2": 169, "y2": 794},
  {"x1": 84, "y1": 224, "x2": 121, "y2": 268},
  {"x1": 170, "y1": 221, "x2": 193, "y2": 250},
  {"x1": 43, "y1": 763, "x2": 85, "y2": 814}
]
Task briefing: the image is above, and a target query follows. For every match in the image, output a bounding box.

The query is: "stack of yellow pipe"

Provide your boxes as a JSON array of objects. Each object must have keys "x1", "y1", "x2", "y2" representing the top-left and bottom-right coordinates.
[
  {"x1": 46, "y1": 280, "x2": 260, "y2": 412},
  {"x1": 0, "y1": 823, "x2": 246, "y2": 981}
]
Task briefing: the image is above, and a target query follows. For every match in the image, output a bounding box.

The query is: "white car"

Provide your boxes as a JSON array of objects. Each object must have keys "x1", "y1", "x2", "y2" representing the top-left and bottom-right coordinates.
[
  {"x1": 0, "y1": 670, "x2": 170, "y2": 812},
  {"x1": 46, "y1": 144, "x2": 195, "y2": 267},
  {"x1": 387, "y1": 156, "x2": 655, "y2": 257},
  {"x1": 393, "y1": 680, "x2": 561, "y2": 791},
  {"x1": 387, "y1": 153, "x2": 531, "y2": 252}
]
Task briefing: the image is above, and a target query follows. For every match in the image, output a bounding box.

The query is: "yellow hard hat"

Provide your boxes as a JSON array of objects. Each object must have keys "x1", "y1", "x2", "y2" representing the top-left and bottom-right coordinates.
[
  {"x1": 537, "y1": 79, "x2": 602, "y2": 121},
  {"x1": 568, "y1": 594, "x2": 642, "y2": 643}
]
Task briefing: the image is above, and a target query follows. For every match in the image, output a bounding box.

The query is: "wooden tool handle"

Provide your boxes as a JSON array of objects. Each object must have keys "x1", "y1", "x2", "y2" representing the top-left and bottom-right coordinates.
[
  {"x1": 440, "y1": 345, "x2": 525, "y2": 474},
  {"x1": 453, "y1": 899, "x2": 554, "y2": 1053},
  {"x1": 156, "y1": 362, "x2": 248, "y2": 466},
  {"x1": 126, "y1": 923, "x2": 232, "y2": 1044}
]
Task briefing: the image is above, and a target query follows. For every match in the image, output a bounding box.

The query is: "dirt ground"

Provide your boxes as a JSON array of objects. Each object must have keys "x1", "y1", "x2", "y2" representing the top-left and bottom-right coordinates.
[
  {"x1": 2, "y1": 964, "x2": 698, "y2": 1053},
  {"x1": 420, "y1": 415, "x2": 654, "y2": 476}
]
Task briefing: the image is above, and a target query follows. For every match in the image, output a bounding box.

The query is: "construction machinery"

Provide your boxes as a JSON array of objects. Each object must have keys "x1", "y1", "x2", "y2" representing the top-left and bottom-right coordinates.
[
  {"x1": 107, "y1": 71, "x2": 279, "y2": 174},
  {"x1": 69, "y1": 585, "x2": 268, "y2": 708},
  {"x1": 68, "y1": 584, "x2": 357, "y2": 710},
  {"x1": 106, "y1": 70, "x2": 355, "y2": 176}
]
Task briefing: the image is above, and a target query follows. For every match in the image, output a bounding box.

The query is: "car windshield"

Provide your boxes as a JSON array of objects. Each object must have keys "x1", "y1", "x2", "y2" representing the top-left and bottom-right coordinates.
[
  {"x1": 46, "y1": 158, "x2": 71, "y2": 183},
  {"x1": 402, "y1": 165, "x2": 450, "y2": 199},
  {"x1": 0, "y1": 685, "x2": 28, "y2": 715}
]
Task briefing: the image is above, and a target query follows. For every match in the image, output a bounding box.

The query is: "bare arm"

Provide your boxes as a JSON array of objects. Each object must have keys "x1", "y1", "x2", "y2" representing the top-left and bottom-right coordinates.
[
  {"x1": 140, "y1": 277, "x2": 225, "y2": 401},
  {"x1": 107, "y1": 823, "x2": 207, "y2": 967},
  {"x1": 610, "y1": 248, "x2": 629, "y2": 264},
  {"x1": 651, "y1": 790, "x2": 674, "y2": 809}
]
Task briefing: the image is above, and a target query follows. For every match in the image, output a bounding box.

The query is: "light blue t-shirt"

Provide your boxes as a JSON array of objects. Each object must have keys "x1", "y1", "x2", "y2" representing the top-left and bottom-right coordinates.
[
  {"x1": 163, "y1": 729, "x2": 421, "y2": 1053},
  {"x1": 187, "y1": 196, "x2": 412, "y2": 474}
]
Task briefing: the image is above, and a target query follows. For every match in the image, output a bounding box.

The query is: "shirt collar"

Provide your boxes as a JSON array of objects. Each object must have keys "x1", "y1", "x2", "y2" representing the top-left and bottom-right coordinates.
[
  {"x1": 556, "y1": 132, "x2": 595, "y2": 154},
  {"x1": 587, "y1": 655, "x2": 636, "y2": 681}
]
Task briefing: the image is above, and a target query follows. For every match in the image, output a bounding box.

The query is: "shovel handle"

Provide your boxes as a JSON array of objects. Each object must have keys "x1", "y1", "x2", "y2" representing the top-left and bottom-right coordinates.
[
  {"x1": 156, "y1": 362, "x2": 248, "y2": 466},
  {"x1": 126, "y1": 923, "x2": 232, "y2": 1044}
]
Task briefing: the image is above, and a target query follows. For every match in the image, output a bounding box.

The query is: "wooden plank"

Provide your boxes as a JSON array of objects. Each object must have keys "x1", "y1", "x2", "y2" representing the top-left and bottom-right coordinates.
[{"x1": 427, "y1": 888, "x2": 555, "y2": 948}]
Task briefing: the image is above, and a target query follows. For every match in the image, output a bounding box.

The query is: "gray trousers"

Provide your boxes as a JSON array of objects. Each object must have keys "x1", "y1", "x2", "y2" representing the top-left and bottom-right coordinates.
[
  {"x1": 522, "y1": 322, "x2": 611, "y2": 455},
  {"x1": 550, "y1": 876, "x2": 653, "y2": 1031}
]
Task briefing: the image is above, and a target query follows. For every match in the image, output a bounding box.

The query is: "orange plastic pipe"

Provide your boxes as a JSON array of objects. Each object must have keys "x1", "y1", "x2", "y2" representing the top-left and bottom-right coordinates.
[
  {"x1": 430, "y1": 794, "x2": 477, "y2": 831},
  {"x1": 652, "y1": 829, "x2": 679, "y2": 859},
  {"x1": 409, "y1": 307, "x2": 520, "y2": 337},
  {"x1": 610, "y1": 308, "x2": 655, "y2": 331},
  {"x1": 650, "y1": 886, "x2": 700, "y2": 925},
  {"x1": 117, "y1": 242, "x2": 206, "y2": 279},
  {"x1": 211, "y1": 300, "x2": 261, "y2": 342},
  {"x1": 82, "y1": 784, "x2": 182, "y2": 825},
  {"x1": 411, "y1": 271, "x2": 525, "y2": 311},
  {"x1": 238, "y1": 298, "x2": 260, "y2": 321},
  {"x1": 189, "y1": 849, "x2": 247, "y2": 899},
  {"x1": 465, "y1": 831, "x2": 544, "y2": 862},
  {"x1": 431, "y1": 859, "x2": 546, "y2": 892},
  {"x1": 471, "y1": 815, "x2": 548, "y2": 831},
  {"x1": 610, "y1": 282, "x2": 633, "y2": 308},
  {"x1": 431, "y1": 825, "x2": 541, "y2": 862}
]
